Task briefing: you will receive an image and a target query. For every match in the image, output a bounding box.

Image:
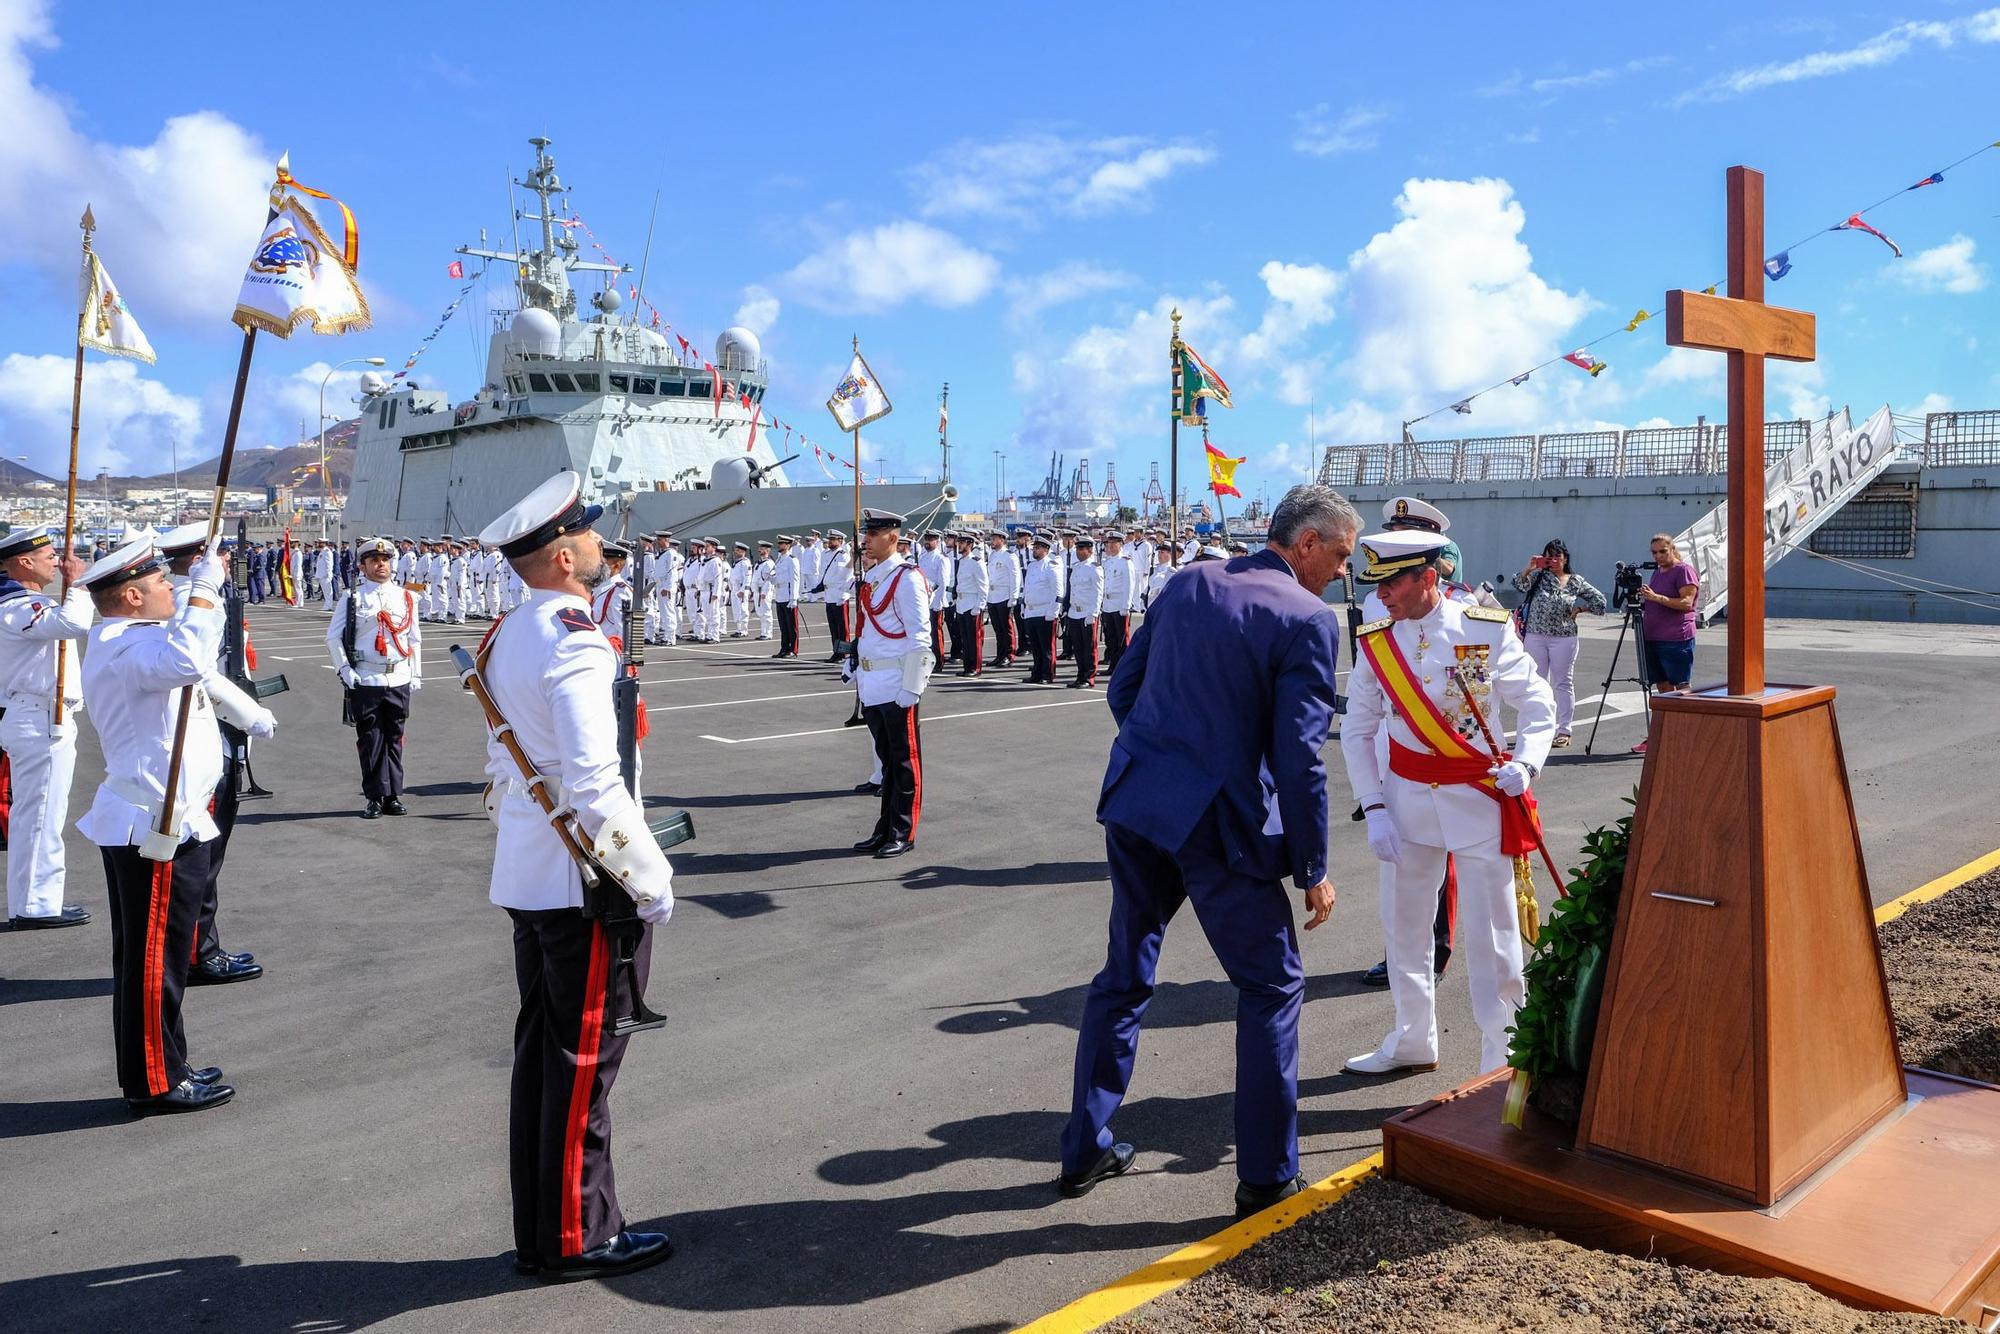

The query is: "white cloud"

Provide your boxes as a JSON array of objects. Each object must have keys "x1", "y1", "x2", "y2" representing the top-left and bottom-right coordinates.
[
  {"x1": 1901, "y1": 391, "x2": 1953, "y2": 419},
  {"x1": 1771, "y1": 361, "x2": 1829, "y2": 421},
  {"x1": 0, "y1": 352, "x2": 201, "y2": 476},
  {"x1": 1004, "y1": 261, "x2": 1133, "y2": 326},
  {"x1": 1337, "y1": 177, "x2": 1593, "y2": 423},
  {"x1": 0, "y1": 1, "x2": 274, "y2": 325},
  {"x1": 784, "y1": 221, "x2": 999, "y2": 313},
  {"x1": 733, "y1": 284, "x2": 781, "y2": 334},
  {"x1": 1678, "y1": 10, "x2": 2000, "y2": 104},
  {"x1": 1640, "y1": 347, "x2": 1828, "y2": 421},
  {"x1": 1291, "y1": 104, "x2": 1388, "y2": 157},
  {"x1": 1890, "y1": 234, "x2": 1987, "y2": 295},
  {"x1": 1238, "y1": 260, "x2": 1340, "y2": 367},
  {"x1": 1642, "y1": 346, "x2": 1722, "y2": 394},
  {"x1": 910, "y1": 133, "x2": 1214, "y2": 223}
]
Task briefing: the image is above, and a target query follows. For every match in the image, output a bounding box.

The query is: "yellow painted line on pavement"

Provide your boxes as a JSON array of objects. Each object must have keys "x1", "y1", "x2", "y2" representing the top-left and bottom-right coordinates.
[
  {"x1": 1013, "y1": 1154, "x2": 1382, "y2": 1334},
  {"x1": 1019, "y1": 847, "x2": 2000, "y2": 1334}
]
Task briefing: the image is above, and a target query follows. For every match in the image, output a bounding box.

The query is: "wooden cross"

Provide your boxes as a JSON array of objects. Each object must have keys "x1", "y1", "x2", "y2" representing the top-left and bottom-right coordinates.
[{"x1": 1664, "y1": 166, "x2": 1816, "y2": 696}]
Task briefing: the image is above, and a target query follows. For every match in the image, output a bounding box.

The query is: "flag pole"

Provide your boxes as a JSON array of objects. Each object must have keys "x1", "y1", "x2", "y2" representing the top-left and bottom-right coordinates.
[
  {"x1": 151, "y1": 161, "x2": 282, "y2": 858},
  {"x1": 1168, "y1": 308, "x2": 1181, "y2": 565},
  {"x1": 53, "y1": 206, "x2": 95, "y2": 726}
]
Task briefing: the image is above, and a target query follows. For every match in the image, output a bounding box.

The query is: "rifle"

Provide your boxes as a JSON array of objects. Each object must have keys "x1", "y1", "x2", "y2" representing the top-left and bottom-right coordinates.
[
  {"x1": 452, "y1": 642, "x2": 691, "y2": 1039},
  {"x1": 616, "y1": 508, "x2": 647, "y2": 794},
  {"x1": 225, "y1": 516, "x2": 287, "y2": 797}
]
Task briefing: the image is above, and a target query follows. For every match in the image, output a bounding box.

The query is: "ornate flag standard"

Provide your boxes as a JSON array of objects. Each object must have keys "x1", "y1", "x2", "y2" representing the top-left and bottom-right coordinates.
[{"x1": 1166, "y1": 310, "x2": 1236, "y2": 562}]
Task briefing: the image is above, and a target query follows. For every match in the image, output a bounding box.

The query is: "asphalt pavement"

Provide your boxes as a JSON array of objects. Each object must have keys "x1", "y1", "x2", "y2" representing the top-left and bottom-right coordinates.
[{"x1": 3, "y1": 603, "x2": 1996, "y2": 1334}]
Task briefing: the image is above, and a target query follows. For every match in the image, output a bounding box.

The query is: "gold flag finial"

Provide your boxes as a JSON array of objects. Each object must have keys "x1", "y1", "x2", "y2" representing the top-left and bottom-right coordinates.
[
  {"x1": 80, "y1": 204, "x2": 95, "y2": 235},
  {"x1": 269, "y1": 151, "x2": 291, "y2": 207}
]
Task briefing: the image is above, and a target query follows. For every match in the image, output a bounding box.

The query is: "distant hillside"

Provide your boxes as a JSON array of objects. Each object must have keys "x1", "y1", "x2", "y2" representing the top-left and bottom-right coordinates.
[{"x1": 145, "y1": 420, "x2": 357, "y2": 493}]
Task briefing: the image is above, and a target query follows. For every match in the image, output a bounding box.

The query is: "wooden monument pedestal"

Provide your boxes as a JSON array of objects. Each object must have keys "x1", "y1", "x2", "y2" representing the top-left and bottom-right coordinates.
[{"x1": 1381, "y1": 684, "x2": 2000, "y2": 1323}]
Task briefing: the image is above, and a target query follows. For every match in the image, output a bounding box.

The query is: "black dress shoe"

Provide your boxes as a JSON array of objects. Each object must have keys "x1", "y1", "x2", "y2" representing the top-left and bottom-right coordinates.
[
  {"x1": 853, "y1": 781, "x2": 882, "y2": 796},
  {"x1": 188, "y1": 953, "x2": 264, "y2": 985},
  {"x1": 1235, "y1": 1173, "x2": 1306, "y2": 1218},
  {"x1": 1058, "y1": 1142, "x2": 1135, "y2": 1198},
  {"x1": 535, "y1": 1229, "x2": 673, "y2": 1282},
  {"x1": 382, "y1": 796, "x2": 407, "y2": 816},
  {"x1": 227, "y1": 950, "x2": 256, "y2": 968},
  {"x1": 873, "y1": 838, "x2": 914, "y2": 859},
  {"x1": 853, "y1": 833, "x2": 889, "y2": 853},
  {"x1": 362, "y1": 799, "x2": 382, "y2": 820},
  {"x1": 9, "y1": 905, "x2": 90, "y2": 930},
  {"x1": 127, "y1": 1077, "x2": 235, "y2": 1115},
  {"x1": 1361, "y1": 959, "x2": 1390, "y2": 987},
  {"x1": 188, "y1": 1066, "x2": 223, "y2": 1085}
]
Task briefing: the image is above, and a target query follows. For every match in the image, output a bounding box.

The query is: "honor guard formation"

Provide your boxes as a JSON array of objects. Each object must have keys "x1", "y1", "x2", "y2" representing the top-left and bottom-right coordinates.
[{"x1": 9, "y1": 472, "x2": 1596, "y2": 1287}]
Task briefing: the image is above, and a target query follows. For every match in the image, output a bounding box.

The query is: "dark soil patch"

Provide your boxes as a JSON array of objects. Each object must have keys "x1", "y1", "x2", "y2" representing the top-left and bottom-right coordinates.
[
  {"x1": 1106, "y1": 1175, "x2": 1949, "y2": 1333},
  {"x1": 1878, "y1": 867, "x2": 2000, "y2": 1084}
]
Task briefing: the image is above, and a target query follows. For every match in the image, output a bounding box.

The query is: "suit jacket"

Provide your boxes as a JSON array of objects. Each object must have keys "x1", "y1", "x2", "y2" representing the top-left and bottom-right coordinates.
[{"x1": 1099, "y1": 547, "x2": 1338, "y2": 889}]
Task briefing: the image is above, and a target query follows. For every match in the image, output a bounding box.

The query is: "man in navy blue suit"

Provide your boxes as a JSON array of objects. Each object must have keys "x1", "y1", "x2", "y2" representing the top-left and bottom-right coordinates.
[{"x1": 1059, "y1": 484, "x2": 1360, "y2": 1218}]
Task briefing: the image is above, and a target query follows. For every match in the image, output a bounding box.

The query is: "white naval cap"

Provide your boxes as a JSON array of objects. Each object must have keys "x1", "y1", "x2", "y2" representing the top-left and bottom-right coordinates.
[
  {"x1": 78, "y1": 538, "x2": 166, "y2": 590},
  {"x1": 1382, "y1": 496, "x2": 1450, "y2": 533},
  {"x1": 1354, "y1": 529, "x2": 1449, "y2": 584},
  {"x1": 355, "y1": 535, "x2": 396, "y2": 557},
  {"x1": 478, "y1": 471, "x2": 604, "y2": 559},
  {"x1": 861, "y1": 508, "x2": 904, "y2": 532},
  {"x1": 0, "y1": 525, "x2": 55, "y2": 560},
  {"x1": 155, "y1": 521, "x2": 213, "y2": 555}
]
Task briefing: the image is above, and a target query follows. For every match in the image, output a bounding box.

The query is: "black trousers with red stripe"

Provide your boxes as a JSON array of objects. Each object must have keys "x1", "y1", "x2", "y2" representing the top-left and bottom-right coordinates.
[
  {"x1": 987, "y1": 602, "x2": 1016, "y2": 664},
  {"x1": 1066, "y1": 615, "x2": 1099, "y2": 684},
  {"x1": 193, "y1": 740, "x2": 241, "y2": 965},
  {"x1": 508, "y1": 908, "x2": 653, "y2": 1265},
  {"x1": 862, "y1": 700, "x2": 922, "y2": 842},
  {"x1": 955, "y1": 609, "x2": 984, "y2": 674},
  {"x1": 777, "y1": 601, "x2": 800, "y2": 656},
  {"x1": 1101, "y1": 612, "x2": 1131, "y2": 676},
  {"x1": 824, "y1": 603, "x2": 851, "y2": 653},
  {"x1": 103, "y1": 837, "x2": 212, "y2": 1099},
  {"x1": 1026, "y1": 616, "x2": 1058, "y2": 683}
]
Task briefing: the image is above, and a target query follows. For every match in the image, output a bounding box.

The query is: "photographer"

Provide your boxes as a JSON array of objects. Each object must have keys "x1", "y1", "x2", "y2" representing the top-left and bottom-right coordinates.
[
  {"x1": 1511, "y1": 539, "x2": 1605, "y2": 749},
  {"x1": 1637, "y1": 534, "x2": 1699, "y2": 693}
]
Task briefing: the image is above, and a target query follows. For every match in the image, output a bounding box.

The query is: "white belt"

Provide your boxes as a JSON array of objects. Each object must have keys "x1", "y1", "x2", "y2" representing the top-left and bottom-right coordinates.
[
  {"x1": 4, "y1": 689, "x2": 74, "y2": 710},
  {"x1": 859, "y1": 656, "x2": 913, "y2": 672}
]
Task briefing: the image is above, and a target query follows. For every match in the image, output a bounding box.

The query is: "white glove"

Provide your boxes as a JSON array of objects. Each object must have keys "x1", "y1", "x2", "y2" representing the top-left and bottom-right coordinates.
[
  {"x1": 636, "y1": 887, "x2": 674, "y2": 925},
  {"x1": 337, "y1": 665, "x2": 357, "y2": 688},
  {"x1": 248, "y1": 709, "x2": 277, "y2": 739},
  {"x1": 189, "y1": 551, "x2": 228, "y2": 601},
  {"x1": 409, "y1": 678, "x2": 423, "y2": 691},
  {"x1": 1364, "y1": 808, "x2": 1404, "y2": 865},
  {"x1": 894, "y1": 691, "x2": 920, "y2": 710},
  {"x1": 1491, "y1": 760, "x2": 1533, "y2": 797}
]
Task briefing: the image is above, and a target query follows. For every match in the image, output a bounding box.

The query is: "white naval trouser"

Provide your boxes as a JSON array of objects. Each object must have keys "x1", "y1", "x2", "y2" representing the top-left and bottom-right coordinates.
[
  {"x1": 1374, "y1": 833, "x2": 1525, "y2": 1074},
  {"x1": 755, "y1": 590, "x2": 774, "y2": 639},
  {"x1": 657, "y1": 590, "x2": 678, "y2": 644},
  {"x1": 1, "y1": 699, "x2": 78, "y2": 920},
  {"x1": 688, "y1": 592, "x2": 708, "y2": 641}
]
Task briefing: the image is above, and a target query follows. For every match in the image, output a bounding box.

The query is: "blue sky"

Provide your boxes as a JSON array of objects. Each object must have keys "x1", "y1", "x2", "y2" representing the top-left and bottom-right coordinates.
[{"x1": 0, "y1": 0, "x2": 1995, "y2": 510}]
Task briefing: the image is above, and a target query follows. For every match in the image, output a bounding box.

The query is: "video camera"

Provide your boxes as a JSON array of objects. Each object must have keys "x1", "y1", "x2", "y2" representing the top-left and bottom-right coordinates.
[{"x1": 1610, "y1": 559, "x2": 1659, "y2": 611}]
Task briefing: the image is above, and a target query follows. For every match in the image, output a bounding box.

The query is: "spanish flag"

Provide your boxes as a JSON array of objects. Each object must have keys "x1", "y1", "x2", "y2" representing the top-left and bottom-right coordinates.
[
  {"x1": 278, "y1": 529, "x2": 297, "y2": 606},
  {"x1": 1206, "y1": 442, "x2": 1246, "y2": 499}
]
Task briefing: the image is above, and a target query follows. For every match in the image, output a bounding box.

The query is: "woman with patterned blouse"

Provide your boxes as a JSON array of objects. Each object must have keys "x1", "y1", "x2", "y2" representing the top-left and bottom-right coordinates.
[{"x1": 1510, "y1": 539, "x2": 1606, "y2": 747}]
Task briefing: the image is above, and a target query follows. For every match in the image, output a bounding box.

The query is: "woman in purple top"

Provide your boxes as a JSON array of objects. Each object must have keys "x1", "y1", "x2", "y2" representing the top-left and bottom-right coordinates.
[{"x1": 1632, "y1": 534, "x2": 1699, "y2": 755}]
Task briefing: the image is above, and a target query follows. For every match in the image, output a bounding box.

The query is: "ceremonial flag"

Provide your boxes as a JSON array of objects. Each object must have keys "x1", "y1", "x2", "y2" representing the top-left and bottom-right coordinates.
[
  {"x1": 1205, "y1": 442, "x2": 1245, "y2": 498},
  {"x1": 447, "y1": 259, "x2": 464, "y2": 278},
  {"x1": 277, "y1": 529, "x2": 297, "y2": 606},
  {"x1": 79, "y1": 252, "x2": 155, "y2": 363},
  {"x1": 1177, "y1": 342, "x2": 1232, "y2": 423},
  {"x1": 826, "y1": 348, "x2": 893, "y2": 431},
  {"x1": 1831, "y1": 213, "x2": 1902, "y2": 258},
  {"x1": 1763, "y1": 252, "x2": 1792, "y2": 281},
  {"x1": 1907, "y1": 171, "x2": 1944, "y2": 191},
  {"x1": 232, "y1": 175, "x2": 371, "y2": 337},
  {"x1": 1624, "y1": 308, "x2": 1652, "y2": 332},
  {"x1": 1562, "y1": 349, "x2": 1607, "y2": 378}
]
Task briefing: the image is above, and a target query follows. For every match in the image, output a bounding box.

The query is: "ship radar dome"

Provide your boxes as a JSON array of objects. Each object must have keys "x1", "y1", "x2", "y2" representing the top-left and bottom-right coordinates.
[
  {"x1": 509, "y1": 307, "x2": 561, "y2": 359},
  {"x1": 358, "y1": 370, "x2": 389, "y2": 396},
  {"x1": 592, "y1": 287, "x2": 622, "y2": 315},
  {"x1": 715, "y1": 326, "x2": 762, "y2": 374}
]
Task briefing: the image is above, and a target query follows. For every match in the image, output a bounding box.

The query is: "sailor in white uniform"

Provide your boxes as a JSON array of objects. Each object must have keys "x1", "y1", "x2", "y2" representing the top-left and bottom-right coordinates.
[
  {"x1": 0, "y1": 527, "x2": 92, "y2": 928},
  {"x1": 476, "y1": 472, "x2": 674, "y2": 1282},
  {"x1": 752, "y1": 541, "x2": 776, "y2": 640},
  {"x1": 915, "y1": 530, "x2": 951, "y2": 670},
  {"x1": 817, "y1": 530, "x2": 854, "y2": 662},
  {"x1": 848, "y1": 509, "x2": 932, "y2": 858},
  {"x1": 328, "y1": 536, "x2": 422, "y2": 819},
  {"x1": 1339, "y1": 530, "x2": 1555, "y2": 1077},
  {"x1": 728, "y1": 542, "x2": 753, "y2": 637}
]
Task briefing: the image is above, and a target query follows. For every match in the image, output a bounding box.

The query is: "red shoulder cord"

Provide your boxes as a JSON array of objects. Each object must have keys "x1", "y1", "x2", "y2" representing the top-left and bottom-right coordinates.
[
  {"x1": 375, "y1": 590, "x2": 417, "y2": 658},
  {"x1": 859, "y1": 567, "x2": 909, "y2": 639}
]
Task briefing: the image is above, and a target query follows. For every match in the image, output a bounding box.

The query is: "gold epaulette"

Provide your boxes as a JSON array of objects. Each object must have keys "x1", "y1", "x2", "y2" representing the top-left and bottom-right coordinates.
[
  {"x1": 1464, "y1": 606, "x2": 1510, "y2": 623},
  {"x1": 1358, "y1": 617, "x2": 1394, "y2": 636}
]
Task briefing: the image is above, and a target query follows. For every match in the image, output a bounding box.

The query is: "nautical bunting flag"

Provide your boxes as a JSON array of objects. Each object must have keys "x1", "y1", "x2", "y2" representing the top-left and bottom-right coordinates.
[
  {"x1": 1451, "y1": 399, "x2": 1473, "y2": 415},
  {"x1": 232, "y1": 170, "x2": 371, "y2": 337},
  {"x1": 1907, "y1": 171, "x2": 1944, "y2": 191},
  {"x1": 1562, "y1": 349, "x2": 1607, "y2": 378},
  {"x1": 1177, "y1": 342, "x2": 1233, "y2": 423},
  {"x1": 1205, "y1": 442, "x2": 1245, "y2": 498},
  {"x1": 1509, "y1": 372, "x2": 1531, "y2": 387},
  {"x1": 1623, "y1": 308, "x2": 1652, "y2": 332},
  {"x1": 826, "y1": 347, "x2": 893, "y2": 431},
  {"x1": 79, "y1": 252, "x2": 155, "y2": 364},
  {"x1": 447, "y1": 259, "x2": 464, "y2": 278},
  {"x1": 1831, "y1": 213, "x2": 1902, "y2": 258},
  {"x1": 1763, "y1": 252, "x2": 1792, "y2": 281}
]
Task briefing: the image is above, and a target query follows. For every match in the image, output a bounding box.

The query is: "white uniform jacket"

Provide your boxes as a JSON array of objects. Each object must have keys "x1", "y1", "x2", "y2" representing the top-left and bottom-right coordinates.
[
  {"x1": 76, "y1": 600, "x2": 227, "y2": 847},
  {"x1": 1022, "y1": 555, "x2": 1061, "y2": 619},
  {"x1": 797, "y1": 543, "x2": 825, "y2": 598},
  {"x1": 1066, "y1": 559, "x2": 1103, "y2": 620},
  {"x1": 327, "y1": 579, "x2": 423, "y2": 688},
  {"x1": 0, "y1": 582, "x2": 93, "y2": 709},
  {"x1": 817, "y1": 549, "x2": 853, "y2": 604},
  {"x1": 481, "y1": 588, "x2": 648, "y2": 911},
  {"x1": 985, "y1": 547, "x2": 1020, "y2": 603},
  {"x1": 592, "y1": 573, "x2": 632, "y2": 636},
  {"x1": 1339, "y1": 599, "x2": 1556, "y2": 852},
  {"x1": 916, "y1": 548, "x2": 951, "y2": 612},
  {"x1": 854, "y1": 555, "x2": 934, "y2": 708},
  {"x1": 773, "y1": 551, "x2": 800, "y2": 601},
  {"x1": 953, "y1": 550, "x2": 987, "y2": 611},
  {"x1": 730, "y1": 557, "x2": 752, "y2": 597},
  {"x1": 1099, "y1": 554, "x2": 1136, "y2": 613}
]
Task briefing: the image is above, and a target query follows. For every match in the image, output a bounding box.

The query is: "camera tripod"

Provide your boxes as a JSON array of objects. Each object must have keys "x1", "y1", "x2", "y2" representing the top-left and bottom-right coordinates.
[{"x1": 1582, "y1": 602, "x2": 1654, "y2": 756}]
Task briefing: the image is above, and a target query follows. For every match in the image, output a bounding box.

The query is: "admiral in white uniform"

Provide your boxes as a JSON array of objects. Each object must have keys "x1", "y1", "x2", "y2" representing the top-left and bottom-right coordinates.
[
  {"x1": 1021, "y1": 533, "x2": 1061, "y2": 684},
  {"x1": 1340, "y1": 530, "x2": 1555, "y2": 1076},
  {"x1": 0, "y1": 527, "x2": 92, "y2": 928},
  {"x1": 327, "y1": 537, "x2": 422, "y2": 819},
  {"x1": 984, "y1": 530, "x2": 1020, "y2": 667},
  {"x1": 1064, "y1": 536, "x2": 1103, "y2": 688},
  {"x1": 76, "y1": 539, "x2": 236, "y2": 1113},
  {"x1": 771, "y1": 535, "x2": 802, "y2": 658},
  {"x1": 951, "y1": 531, "x2": 987, "y2": 677},
  {"x1": 477, "y1": 472, "x2": 674, "y2": 1282},
  {"x1": 849, "y1": 509, "x2": 933, "y2": 858},
  {"x1": 817, "y1": 530, "x2": 854, "y2": 661},
  {"x1": 1098, "y1": 533, "x2": 1138, "y2": 676}
]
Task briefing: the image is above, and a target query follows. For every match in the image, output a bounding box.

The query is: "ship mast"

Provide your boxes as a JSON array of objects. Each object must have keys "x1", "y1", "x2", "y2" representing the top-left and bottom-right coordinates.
[{"x1": 456, "y1": 137, "x2": 627, "y2": 320}]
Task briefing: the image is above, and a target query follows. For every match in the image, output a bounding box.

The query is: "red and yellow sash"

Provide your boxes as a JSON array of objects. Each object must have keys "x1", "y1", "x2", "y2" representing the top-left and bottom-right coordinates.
[{"x1": 1359, "y1": 626, "x2": 1541, "y2": 857}]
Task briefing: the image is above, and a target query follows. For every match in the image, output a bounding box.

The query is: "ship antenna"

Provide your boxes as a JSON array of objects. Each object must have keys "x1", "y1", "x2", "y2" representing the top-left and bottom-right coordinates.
[
  {"x1": 630, "y1": 189, "x2": 660, "y2": 330},
  {"x1": 506, "y1": 167, "x2": 525, "y2": 308}
]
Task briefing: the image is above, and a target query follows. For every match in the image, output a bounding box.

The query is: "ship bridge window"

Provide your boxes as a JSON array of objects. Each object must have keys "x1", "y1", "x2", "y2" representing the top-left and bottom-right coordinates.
[
  {"x1": 633, "y1": 377, "x2": 656, "y2": 395},
  {"x1": 551, "y1": 373, "x2": 577, "y2": 392},
  {"x1": 688, "y1": 375, "x2": 711, "y2": 399},
  {"x1": 508, "y1": 375, "x2": 526, "y2": 395},
  {"x1": 608, "y1": 373, "x2": 629, "y2": 392},
  {"x1": 574, "y1": 373, "x2": 600, "y2": 393},
  {"x1": 527, "y1": 372, "x2": 552, "y2": 393}
]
